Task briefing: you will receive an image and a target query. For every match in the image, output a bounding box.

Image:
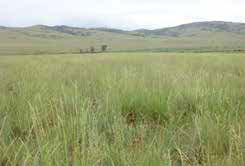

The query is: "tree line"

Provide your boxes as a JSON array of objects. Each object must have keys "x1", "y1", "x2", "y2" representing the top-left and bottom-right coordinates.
[{"x1": 80, "y1": 45, "x2": 108, "y2": 53}]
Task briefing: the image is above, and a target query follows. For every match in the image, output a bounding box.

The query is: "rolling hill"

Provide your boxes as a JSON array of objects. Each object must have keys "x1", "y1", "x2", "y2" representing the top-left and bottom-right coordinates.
[
  {"x1": 0, "y1": 21, "x2": 245, "y2": 55},
  {"x1": 135, "y1": 21, "x2": 245, "y2": 37}
]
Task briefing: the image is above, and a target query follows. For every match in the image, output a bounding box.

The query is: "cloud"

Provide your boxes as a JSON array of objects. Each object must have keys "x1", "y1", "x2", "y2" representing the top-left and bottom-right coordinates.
[{"x1": 0, "y1": 0, "x2": 244, "y2": 29}]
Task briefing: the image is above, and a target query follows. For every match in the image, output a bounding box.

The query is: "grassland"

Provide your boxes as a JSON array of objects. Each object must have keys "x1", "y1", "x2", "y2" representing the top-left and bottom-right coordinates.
[
  {"x1": 1, "y1": 23, "x2": 245, "y2": 55},
  {"x1": 1, "y1": 52, "x2": 245, "y2": 165}
]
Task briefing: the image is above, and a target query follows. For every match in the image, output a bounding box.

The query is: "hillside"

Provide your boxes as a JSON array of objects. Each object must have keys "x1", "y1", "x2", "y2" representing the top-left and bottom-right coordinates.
[
  {"x1": 139, "y1": 21, "x2": 245, "y2": 37},
  {"x1": 0, "y1": 21, "x2": 245, "y2": 55}
]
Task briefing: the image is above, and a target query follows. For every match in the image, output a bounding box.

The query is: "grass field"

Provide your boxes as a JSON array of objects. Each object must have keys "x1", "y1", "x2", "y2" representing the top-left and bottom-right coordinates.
[
  {"x1": 1, "y1": 25, "x2": 245, "y2": 55},
  {"x1": 1, "y1": 52, "x2": 245, "y2": 165}
]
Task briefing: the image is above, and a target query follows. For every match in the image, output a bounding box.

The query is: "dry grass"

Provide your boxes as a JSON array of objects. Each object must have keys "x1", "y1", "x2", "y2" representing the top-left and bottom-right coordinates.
[{"x1": 0, "y1": 52, "x2": 245, "y2": 165}]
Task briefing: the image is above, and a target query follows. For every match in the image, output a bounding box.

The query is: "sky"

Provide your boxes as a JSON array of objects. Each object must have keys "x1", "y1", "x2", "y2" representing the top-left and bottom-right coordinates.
[{"x1": 0, "y1": 0, "x2": 244, "y2": 30}]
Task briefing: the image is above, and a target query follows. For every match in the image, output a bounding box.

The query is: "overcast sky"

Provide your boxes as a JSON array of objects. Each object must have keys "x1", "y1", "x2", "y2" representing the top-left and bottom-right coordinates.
[{"x1": 0, "y1": 0, "x2": 244, "y2": 30}]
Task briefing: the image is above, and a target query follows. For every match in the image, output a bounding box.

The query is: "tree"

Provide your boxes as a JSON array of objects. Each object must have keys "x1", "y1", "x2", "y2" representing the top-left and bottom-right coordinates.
[
  {"x1": 90, "y1": 46, "x2": 95, "y2": 53},
  {"x1": 101, "y1": 45, "x2": 108, "y2": 52},
  {"x1": 80, "y1": 49, "x2": 83, "y2": 53}
]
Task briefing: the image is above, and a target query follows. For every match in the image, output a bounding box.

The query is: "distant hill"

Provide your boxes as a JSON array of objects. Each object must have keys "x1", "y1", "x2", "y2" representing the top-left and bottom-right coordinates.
[
  {"x1": 29, "y1": 25, "x2": 94, "y2": 36},
  {"x1": 0, "y1": 26, "x2": 7, "y2": 30},
  {"x1": 0, "y1": 21, "x2": 245, "y2": 55},
  {"x1": 92, "y1": 27, "x2": 129, "y2": 34},
  {"x1": 139, "y1": 21, "x2": 245, "y2": 37}
]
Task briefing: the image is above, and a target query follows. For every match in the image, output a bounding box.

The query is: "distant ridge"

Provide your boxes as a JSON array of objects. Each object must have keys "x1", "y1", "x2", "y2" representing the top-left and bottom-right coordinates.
[
  {"x1": 2, "y1": 21, "x2": 244, "y2": 37},
  {"x1": 142, "y1": 21, "x2": 245, "y2": 37},
  {"x1": 1, "y1": 21, "x2": 245, "y2": 55},
  {"x1": 0, "y1": 26, "x2": 7, "y2": 29}
]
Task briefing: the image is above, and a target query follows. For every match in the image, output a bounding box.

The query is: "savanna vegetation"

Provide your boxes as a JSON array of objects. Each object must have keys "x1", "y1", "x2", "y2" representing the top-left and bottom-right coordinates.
[
  {"x1": 1, "y1": 21, "x2": 245, "y2": 55},
  {"x1": 1, "y1": 52, "x2": 245, "y2": 165}
]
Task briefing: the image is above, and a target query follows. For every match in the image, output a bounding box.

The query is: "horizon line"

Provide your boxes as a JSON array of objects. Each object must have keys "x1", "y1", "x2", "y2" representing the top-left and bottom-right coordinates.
[{"x1": 1, "y1": 20, "x2": 244, "y2": 31}]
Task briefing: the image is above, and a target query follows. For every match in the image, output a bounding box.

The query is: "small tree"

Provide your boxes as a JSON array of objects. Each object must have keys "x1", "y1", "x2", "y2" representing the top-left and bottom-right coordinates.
[
  {"x1": 80, "y1": 49, "x2": 83, "y2": 53},
  {"x1": 90, "y1": 46, "x2": 95, "y2": 53},
  {"x1": 101, "y1": 45, "x2": 108, "y2": 52}
]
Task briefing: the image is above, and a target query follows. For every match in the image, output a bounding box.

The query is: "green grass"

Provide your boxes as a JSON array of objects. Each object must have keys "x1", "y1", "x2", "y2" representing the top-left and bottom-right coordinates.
[{"x1": 1, "y1": 52, "x2": 245, "y2": 165}]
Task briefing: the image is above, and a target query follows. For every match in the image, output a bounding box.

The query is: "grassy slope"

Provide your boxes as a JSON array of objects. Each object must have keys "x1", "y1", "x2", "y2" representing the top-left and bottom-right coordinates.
[
  {"x1": 1, "y1": 52, "x2": 245, "y2": 165},
  {"x1": 1, "y1": 23, "x2": 245, "y2": 55},
  {"x1": 147, "y1": 21, "x2": 245, "y2": 36}
]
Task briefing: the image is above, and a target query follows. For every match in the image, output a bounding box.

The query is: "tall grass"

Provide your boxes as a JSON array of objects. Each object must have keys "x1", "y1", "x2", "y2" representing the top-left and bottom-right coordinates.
[{"x1": 0, "y1": 52, "x2": 245, "y2": 165}]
